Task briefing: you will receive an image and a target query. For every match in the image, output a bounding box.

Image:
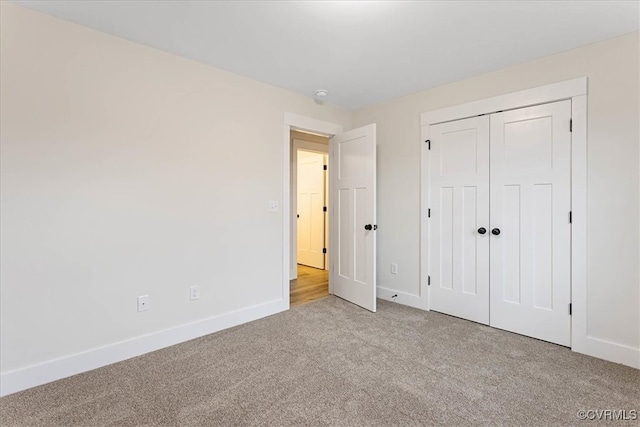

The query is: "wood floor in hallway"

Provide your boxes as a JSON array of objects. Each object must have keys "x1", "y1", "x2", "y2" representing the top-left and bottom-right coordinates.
[{"x1": 290, "y1": 264, "x2": 328, "y2": 307}]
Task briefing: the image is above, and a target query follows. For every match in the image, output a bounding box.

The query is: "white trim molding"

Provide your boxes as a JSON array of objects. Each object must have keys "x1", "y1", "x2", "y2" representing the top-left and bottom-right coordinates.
[
  {"x1": 0, "y1": 298, "x2": 288, "y2": 397},
  {"x1": 418, "y1": 77, "x2": 639, "y2": 369},
  {"x1": 573, "y1": 337, "x2": 640, "y2": 369},
  {"x1": 284, "y1": 113, "x2": 343, "y2": 136},
  {"x1": 420, "y1": 77, "x2": 588, "y2": 126}
]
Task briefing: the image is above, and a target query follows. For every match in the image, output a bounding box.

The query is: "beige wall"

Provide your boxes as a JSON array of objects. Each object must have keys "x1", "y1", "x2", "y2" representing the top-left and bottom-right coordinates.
[
  {"x1": 0, "y1": 2, "x2": 351, "y2": 376},
  {"x1": 353, "y1": 32, "x2": 640, "y2": 353}
]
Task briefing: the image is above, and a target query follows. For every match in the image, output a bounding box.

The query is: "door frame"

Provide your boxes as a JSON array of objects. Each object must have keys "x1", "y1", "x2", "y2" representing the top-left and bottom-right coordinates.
[
  {"x1": 420, "y1": 77, "x2": 588, "y2": 352},
  {"x1": 291, "y1": 140, "x2": 329, "y2": 278},
  {"x1": 283, "y1": 113, "x2": 343, "y2": 308}
]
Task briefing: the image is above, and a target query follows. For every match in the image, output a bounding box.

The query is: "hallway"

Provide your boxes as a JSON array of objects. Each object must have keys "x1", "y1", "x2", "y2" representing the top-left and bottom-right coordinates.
[{"x1": 290, "y1": 265, "x2": 328, "y2": 307}]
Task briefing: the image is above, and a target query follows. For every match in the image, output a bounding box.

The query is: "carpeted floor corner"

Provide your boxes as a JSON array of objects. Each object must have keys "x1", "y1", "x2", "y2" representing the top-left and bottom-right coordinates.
[{"x1": 1, "y1": 296, "x2": 638, "y2": 426}]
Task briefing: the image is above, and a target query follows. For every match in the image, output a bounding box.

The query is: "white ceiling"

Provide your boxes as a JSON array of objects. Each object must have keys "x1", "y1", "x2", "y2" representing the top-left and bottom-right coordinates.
[{"x1": 13, "y1": 1, "x2": 640, "y2": 110}]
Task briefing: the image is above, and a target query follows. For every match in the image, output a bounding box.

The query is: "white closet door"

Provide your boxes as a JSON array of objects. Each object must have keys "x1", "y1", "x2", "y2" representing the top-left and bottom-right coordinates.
[
  {"x1": 489, "y1": 100, "x2": 572, "y2": 346},
  {"x1": 429, "y1": 116, "x2": 490, "y2": 324}
]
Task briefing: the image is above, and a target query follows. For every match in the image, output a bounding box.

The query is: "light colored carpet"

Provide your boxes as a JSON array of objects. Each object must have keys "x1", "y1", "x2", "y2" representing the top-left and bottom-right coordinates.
[{"x1": 1, "y1": 296, "x2": 638, "y2": 426}]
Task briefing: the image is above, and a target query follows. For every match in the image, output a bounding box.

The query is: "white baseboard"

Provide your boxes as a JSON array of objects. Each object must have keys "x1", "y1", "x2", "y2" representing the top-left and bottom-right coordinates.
[
  {"x1": 0, "y1": 298, "x2": 288, "y2": 397},
  {"x1": 573, "y1": 336, "x2": 640, "y2": 369},
  {"x1": 377, "y1": 286, "x2": 429, "y2": 311}
]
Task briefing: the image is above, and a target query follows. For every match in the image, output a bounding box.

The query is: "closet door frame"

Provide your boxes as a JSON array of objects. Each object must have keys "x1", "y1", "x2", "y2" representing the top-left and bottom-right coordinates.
[{"x1": 420, "y1": 77, "x2": 587, "y2": 353}]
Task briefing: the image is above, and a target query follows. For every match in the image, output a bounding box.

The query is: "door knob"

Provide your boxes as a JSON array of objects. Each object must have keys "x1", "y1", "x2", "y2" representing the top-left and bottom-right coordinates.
[
  {"x1": 477, "y1": 227, "x2": 486, "y2": 235},
  {"x1": 491, "y1": 228, "x2": 501, "y2": 236},
  {"x1": 364, "y1": 224, "x2": 373, "y2": 231}
]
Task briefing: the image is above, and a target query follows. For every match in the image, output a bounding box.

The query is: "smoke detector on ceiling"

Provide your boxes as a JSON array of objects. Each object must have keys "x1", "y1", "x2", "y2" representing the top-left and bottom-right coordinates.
[{"x1": 315, "y1": 89, "x2": 328, "y2": 99}]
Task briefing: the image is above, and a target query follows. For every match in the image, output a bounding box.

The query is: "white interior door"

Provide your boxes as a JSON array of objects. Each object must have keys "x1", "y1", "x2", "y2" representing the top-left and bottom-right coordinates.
[
  {"x1": 429, "y1": 116, "x2": 490, "y2": 324},
  {"x1": 490, "y1": 100, "x2": 572, "y2": 346},
  {"x1": 297, "y1": 151, "x2": 326, "y2": 269},
  {"x1": 331, "y1": 124, "x2": 376, "y2": 312}
]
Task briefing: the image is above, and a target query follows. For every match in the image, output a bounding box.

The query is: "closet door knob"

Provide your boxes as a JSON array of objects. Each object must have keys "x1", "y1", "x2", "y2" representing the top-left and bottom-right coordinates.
[
  {"x1": 364, "y1": 224, "x2": 373, "y2": 231},
  {"x1": 477, "y1": 227, "x2": 487, "y2": 235},
  {"x1": 491, "y1": 228, "x2": 501, "y2": 236}
]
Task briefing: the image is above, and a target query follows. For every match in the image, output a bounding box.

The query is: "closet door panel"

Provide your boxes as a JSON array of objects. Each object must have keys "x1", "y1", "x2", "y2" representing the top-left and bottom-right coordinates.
[
  {"x1": 429, "y1": 116, "x2": 490, "y2": 325},
  {"x1": 489, "y1": 100, "x2": 572, "y2": 346}
]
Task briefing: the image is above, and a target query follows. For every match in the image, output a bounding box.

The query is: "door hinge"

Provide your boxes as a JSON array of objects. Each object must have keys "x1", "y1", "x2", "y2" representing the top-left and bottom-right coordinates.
[
  {"x1": 569, "y1": 303, "x2": 572, "y2": 315},
  {"x1": 323, "y1": 164, "x2": 327, "y2": 170},
  {"x1": 427, "y1": 276, "x2": 431, "y2": 286},
  {"x1": 426, "y1": 139, "x2": 431, "y2": 150},
  {"x1": 569, "y1": 211, "x2": 572, "y2": 224},
  {"x1": 428, "y1": 208, "x2": 431, "y2": 218},
  {"x1": 569, "y1": 119, "x2": 573, "y2": 132},
  {"x1": 322, "y1": 248, "x2": 327, "y2": 254},
  {"x1": 323, "y1": 206, "x2": 327, "y2": 212}
]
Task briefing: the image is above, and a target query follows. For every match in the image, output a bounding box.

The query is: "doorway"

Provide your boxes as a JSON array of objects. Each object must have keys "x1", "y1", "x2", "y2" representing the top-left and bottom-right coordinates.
[
  {"x1": 296, "y1": 150, "x2": 327, "y2": 270},
  {"x1": 283, "y1": 112, "x2": 378, "y2": 312},
  {"x1": 420, "y1": 77, "x2": 588, "y2": 353},
  {"x1": 290, "y1": 130, "x2": 330, "y2": 306}
]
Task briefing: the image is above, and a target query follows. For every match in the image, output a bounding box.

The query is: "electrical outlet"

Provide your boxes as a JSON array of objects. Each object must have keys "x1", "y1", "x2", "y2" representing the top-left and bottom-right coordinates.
[
  {"x1": 269, "y1": 201, "x2": 279, "y2": 213},
  {"x1": 137, "y1": 295, "x2": 150, "y2": 312},
  {"x1": 391, "y1": 263, "x2": 398, "y2": 275},
  {"x1": 190, "y1": 285, "x2": 200, "y2": 301}
]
